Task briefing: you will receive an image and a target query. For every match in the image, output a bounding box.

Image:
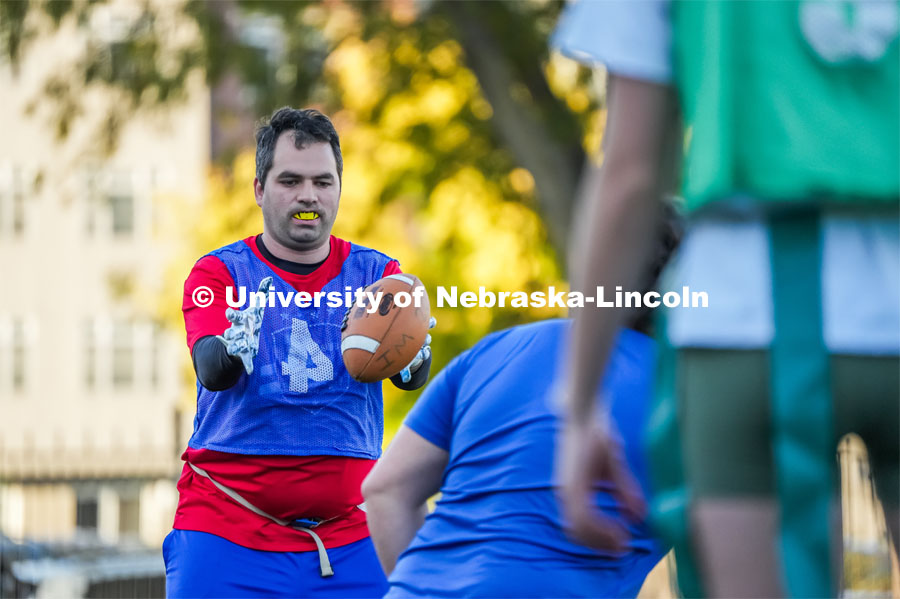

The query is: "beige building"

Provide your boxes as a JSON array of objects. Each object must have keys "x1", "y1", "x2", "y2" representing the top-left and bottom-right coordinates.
[{"x1": 0, "y1": 4, "x2": 208, "y2": 550}]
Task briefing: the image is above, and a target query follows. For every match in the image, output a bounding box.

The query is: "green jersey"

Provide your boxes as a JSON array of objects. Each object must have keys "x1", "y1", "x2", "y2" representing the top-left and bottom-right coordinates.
[{"x1": 674, "y1": 1, "x2": 900, "y2": 212}]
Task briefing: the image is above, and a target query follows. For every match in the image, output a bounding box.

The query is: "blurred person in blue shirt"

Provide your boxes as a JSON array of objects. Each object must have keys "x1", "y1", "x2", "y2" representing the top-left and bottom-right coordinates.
[{"x1": 362, "y1": 212, "x2": 679, "y2": 598}]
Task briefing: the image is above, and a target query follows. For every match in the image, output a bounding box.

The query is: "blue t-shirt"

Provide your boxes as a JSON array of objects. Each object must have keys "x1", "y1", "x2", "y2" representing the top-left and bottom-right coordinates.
[{"x1": 386, "y1": 319, "x2": 666, "y2": 598}]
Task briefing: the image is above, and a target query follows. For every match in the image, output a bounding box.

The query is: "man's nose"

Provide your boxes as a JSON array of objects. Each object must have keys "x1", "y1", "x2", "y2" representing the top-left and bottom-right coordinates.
[{"x1": 297, "y1": 180, "x2": 316, "y2": 201}]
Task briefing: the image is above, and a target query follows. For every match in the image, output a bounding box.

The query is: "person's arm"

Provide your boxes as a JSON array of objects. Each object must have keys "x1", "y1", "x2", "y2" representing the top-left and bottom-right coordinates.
[
  {"x1": 191, "y1": 335, "x2": 243, "y2": 390},
  {"x1": 364, "y1": 352, "x2": 461, "y2": 574},
  {"x1": 362, "y1": 425, "x2": 448, "y2": 575},
  {"x1": 183, "y1": 256, "x2": 241, "y2": 388},
  {"x1": 559, "y1": 74, "x2": 680, "y2": 549},
  {"x1": 566, "y1": 75, "x2": 679, "y2": 418}
]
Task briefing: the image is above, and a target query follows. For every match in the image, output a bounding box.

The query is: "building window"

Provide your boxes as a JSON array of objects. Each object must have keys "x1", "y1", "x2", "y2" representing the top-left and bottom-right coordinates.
[
  {"x1": 84, "y1": 320, "x2": 96, "y2": 389},
  {"x1": 12, "y1": 168, "x2": 25, "y2": 235},
  {"x1": 0, "y1": 169, "x2": 5, "y2": 235},
  {"x1": 119, "y1": 495, "x2": 140, "y2": 537},
  {"x1": 0, "y1": 166, "x2": 30, "y2": 238},
  {"x1": 12, "y1": 319, "x2": 25, "y2": 391},
  {"x1": 112, "y1": 320, "x2": 133, "y2": 388},
  {"x1": 109, "y1": 193, "x2": 133, "y2": 235},
  {"x1": 83, "y1": 169, "x2": 100, "y2": 237},
  {"x1": 150, "y1": 323, "x2": 161, "y2": 389},
  {"x1": 108, "y1": 170, "x2": 133, "y2": 236},
  {"x1": 76, "y1": 496, "x2": 99, "y2": 531}
]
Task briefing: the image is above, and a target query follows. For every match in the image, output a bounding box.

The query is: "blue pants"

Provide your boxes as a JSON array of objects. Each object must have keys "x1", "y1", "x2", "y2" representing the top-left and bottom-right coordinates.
[{"x1": 163, "y1": 530, "x2": 389, "y2": 598}]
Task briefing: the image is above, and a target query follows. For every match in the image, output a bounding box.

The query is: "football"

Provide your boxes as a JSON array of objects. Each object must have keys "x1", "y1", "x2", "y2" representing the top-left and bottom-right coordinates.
[{"x1": 341, "y1": 274, "x2": 431, "y2": 382}]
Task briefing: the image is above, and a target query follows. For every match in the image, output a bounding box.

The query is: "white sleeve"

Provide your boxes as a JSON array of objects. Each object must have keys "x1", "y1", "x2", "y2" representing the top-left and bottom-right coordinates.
[{"x1": 551, "y1": 0, "x2": 673, "y2": 85}]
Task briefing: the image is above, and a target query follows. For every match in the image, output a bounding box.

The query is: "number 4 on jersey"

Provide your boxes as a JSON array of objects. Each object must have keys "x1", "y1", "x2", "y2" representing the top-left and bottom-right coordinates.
[{"x1": 282, "y1": 318, "x2": 334, "y2": 393}]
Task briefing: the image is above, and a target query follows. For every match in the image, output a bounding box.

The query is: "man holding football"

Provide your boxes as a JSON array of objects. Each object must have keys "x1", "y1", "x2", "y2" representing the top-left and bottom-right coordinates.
[{"x1": 164, "y1": 107, "x2": 432, "y2": 598}]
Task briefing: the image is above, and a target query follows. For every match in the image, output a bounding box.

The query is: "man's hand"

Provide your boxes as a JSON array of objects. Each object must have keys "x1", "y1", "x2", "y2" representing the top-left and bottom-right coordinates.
[
  {"x1": 557, "y1": 416, "x2": 646, "y2": 552},
  {"x1": 398, "y1": 317, "x2": 436, "y2": 383},
  {"x1": 216, "y1": 277, "x2": 273, "y2": 375}
]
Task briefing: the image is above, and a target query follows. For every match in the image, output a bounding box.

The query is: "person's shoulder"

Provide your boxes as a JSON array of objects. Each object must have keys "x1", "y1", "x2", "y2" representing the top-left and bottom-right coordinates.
[
  {"x1": 469, "y1": 318, "x2": 570, "y2": 359},
  {"x1": 340, "y1": 237, "x2": 396, "y2": 264},
  {"x1": 437, "y1": 320, "x2": 568, "y2": 395},
  {"x1": 203, "y1": 237, "x2": 256, "y2": 260},
  {"x1": 434, "y1": 327, "x2": 518, "y2": 381},
  {"x1": 189, "y1": 254, "x2": 227, "y2": 276}
]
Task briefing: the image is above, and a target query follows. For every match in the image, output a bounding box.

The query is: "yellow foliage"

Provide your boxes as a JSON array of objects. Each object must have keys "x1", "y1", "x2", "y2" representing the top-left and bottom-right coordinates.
[
  {"x1": 585, "y1": 108, "x2": 607, "y2": 162},
  {"x1": 418, "y1": 80, "x2": 467, "y2": 126},
  {"x1": 545, "y1": 51, "x2": 581, "y2": 93},
  {"x1": 393, "y1": 39, "x2": 420, "y2": 66},
  {"x1": 427, "y1": 40, "x2": 462, "y2": 75},
  {"x1": 508, "y1": 167, "x2": 535, "y2": 195},
  {"x1": 380, "y1": 95, "x2": 418, "y2": 134},
  {"x1": 374, "y1": 140, "x2": 426, "y2": 174},
  {"x1": 434, "y1": 122, "x2": 470, "y2": 152},
  {"x1": 470, "y1": 96, "x2": 493, "y2": 120},
  {"x1": 318, "y1": 4, "x2": 362, "y2": 43},
  {"x1": 566, "y1": 89, "x2": 590, "y2": 113},
  {"x1": 326, "y1": 37, "x2": 388, "y2": 115},
  {"x1": 338, "y1": 166, "x2": 384, "y2": 236}
]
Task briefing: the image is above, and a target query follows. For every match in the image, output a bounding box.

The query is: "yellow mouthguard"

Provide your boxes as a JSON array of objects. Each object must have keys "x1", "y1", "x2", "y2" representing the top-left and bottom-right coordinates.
[{"x1": 294, "y1": 212, "x2": 319, "y2": 220}]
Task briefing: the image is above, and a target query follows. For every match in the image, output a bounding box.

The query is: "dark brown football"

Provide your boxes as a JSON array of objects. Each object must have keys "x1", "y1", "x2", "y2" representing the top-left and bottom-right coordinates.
[{"x1": 341, "y1": 274, "x2": 431, "y2": 382}]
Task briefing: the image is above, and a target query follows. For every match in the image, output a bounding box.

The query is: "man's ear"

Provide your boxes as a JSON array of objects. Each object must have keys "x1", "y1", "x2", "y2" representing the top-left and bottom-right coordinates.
[{"x1": 253, "y1": 177, "x2": 264, "y2": 207}]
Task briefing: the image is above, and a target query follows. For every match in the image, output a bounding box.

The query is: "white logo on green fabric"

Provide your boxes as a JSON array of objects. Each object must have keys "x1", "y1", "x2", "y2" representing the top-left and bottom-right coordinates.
[{"x1": 800, "y1": 0, "x2": 899, "y2": 63}]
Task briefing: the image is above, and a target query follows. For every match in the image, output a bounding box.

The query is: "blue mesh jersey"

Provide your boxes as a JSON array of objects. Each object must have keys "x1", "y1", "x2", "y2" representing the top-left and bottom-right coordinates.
[
  {"x1": 387, "y1": 319, "x2": 666, "y2": 598},
  {"x1": 188, "y1": 239, "x2": 393, "y2": 458}
]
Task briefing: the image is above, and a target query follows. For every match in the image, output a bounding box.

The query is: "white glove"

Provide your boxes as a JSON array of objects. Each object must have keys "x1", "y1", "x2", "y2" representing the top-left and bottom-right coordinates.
[
  {"x1": 398, "y1": 317, "x2": 436, "y2": 383},
  {"x1": 216, "y1": 277, "x2": 273, "y2": 375}
]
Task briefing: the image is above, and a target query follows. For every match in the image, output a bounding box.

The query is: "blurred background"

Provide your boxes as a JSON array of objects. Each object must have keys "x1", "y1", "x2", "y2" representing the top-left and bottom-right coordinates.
[{"x1": 0, "y1": 0, "x2": 894, "y2": 597}]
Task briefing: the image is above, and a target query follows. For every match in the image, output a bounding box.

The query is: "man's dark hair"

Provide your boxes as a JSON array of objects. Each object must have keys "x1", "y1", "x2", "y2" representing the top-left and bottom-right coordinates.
[
  {"x1": 255, "y1": 107, "x2": 343, "y2": 188},
  {"x1": 629, "y1": 199, "x2": 683, "y2": 335}
]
